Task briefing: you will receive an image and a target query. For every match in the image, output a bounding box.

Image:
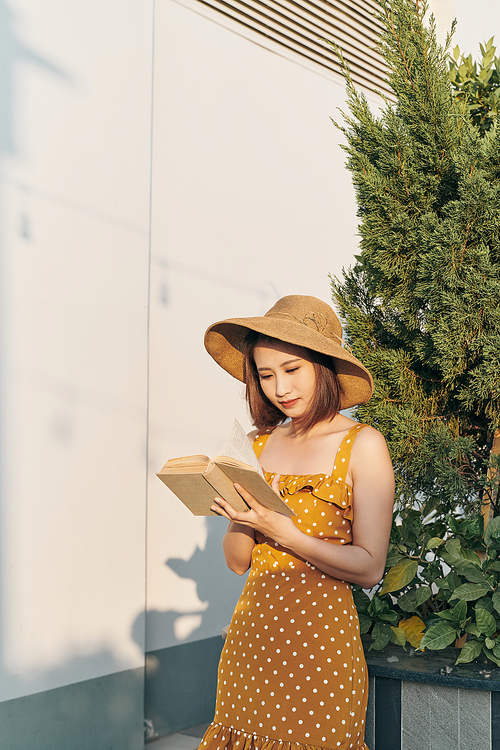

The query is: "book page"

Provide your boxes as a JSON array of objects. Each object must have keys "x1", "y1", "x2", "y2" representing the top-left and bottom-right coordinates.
[{"x1": 217, "y1": 419, "x2": 263, "y2": 475}]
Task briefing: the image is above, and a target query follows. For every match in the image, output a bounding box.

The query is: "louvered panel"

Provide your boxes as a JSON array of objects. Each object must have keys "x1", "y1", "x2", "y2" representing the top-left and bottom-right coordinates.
[{"x1": 195, "y1": 0, "x2": 390, "y2": 97}]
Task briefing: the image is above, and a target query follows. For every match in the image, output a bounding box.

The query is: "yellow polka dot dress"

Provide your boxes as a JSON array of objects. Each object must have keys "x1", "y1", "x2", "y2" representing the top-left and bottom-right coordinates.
[{"x1": 200, "y1": 424, "x2": 369, "y2": 750}]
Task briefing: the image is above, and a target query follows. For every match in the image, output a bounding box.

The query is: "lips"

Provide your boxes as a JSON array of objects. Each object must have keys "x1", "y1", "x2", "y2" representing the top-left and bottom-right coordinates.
[{"x1": 279, "y1": 398, "x2": 299, "y2": 408}]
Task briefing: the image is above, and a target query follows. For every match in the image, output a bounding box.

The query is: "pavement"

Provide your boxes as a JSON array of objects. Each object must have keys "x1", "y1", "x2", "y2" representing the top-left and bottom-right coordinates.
[{"x1": 147, "y1": 722, "x2": 210, "y2": 750}]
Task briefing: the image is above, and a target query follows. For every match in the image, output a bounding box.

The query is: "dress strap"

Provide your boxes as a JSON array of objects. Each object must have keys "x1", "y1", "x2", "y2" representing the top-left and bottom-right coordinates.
[
  {"x1": 253, "y1": 432, "x2": 270, "y2": 460},
  {"x1": 332, "y1": 423, "x2": 368, "y2": 483}
]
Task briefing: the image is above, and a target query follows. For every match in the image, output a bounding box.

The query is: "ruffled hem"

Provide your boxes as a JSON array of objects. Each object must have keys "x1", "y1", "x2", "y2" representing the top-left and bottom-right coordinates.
[{"x1": 198, "y1": 721, "x2": 369, "y2": 750}]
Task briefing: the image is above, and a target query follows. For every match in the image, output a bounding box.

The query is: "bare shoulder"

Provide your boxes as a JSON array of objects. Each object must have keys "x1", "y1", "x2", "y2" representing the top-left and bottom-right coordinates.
[
  {"x1": 350, "y1": 424, "x2": 393, "y2": 478},
  {"x1": 353, "y1": 424, "x2": 389, "y2": 451}
]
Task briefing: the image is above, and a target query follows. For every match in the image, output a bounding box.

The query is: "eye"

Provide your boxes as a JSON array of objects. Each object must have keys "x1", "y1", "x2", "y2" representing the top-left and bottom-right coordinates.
[
  {"x1": 286, "y1": 367, "x2": 299, "y2": 374},
  {"x1": 259, "y1": 373, "x2": 272, "y2": 380}
]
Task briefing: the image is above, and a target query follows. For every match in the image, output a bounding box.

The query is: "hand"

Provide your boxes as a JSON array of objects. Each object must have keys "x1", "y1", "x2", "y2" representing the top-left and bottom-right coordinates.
[{"x1": 211, "y1": 482, "x2": 299, "y2": 548}]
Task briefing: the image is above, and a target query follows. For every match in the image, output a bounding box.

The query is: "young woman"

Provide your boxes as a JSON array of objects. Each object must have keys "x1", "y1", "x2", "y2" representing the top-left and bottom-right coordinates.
[{"x1": 200, "y1": 295, "x2": 394, "y2": 750}]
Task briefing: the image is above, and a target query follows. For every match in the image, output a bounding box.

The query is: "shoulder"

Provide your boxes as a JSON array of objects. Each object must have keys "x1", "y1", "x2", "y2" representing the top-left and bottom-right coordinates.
[
  {"x1": 350, "y1": 424, "x2": 393, "y2": 473},
  {"x1": 354, "y1": 424, "x2": 388, "y2": 449}
]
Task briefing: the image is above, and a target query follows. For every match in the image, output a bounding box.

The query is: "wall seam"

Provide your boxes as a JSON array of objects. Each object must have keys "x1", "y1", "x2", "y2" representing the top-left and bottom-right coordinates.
[{"x1": 144, "y1": 0, "x2": 157, "y2": 733}]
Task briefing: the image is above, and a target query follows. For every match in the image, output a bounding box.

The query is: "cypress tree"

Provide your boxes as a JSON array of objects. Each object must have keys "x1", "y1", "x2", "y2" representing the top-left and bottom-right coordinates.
[{"x1": 332, "y1": 0, "x2": 500, "y2": 527}]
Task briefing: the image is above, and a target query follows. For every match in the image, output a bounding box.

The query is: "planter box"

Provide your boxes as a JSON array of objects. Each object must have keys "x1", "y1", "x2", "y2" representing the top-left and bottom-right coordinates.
[{"x1": 363, "y1": 638, "x2": 500, "y2": 750}]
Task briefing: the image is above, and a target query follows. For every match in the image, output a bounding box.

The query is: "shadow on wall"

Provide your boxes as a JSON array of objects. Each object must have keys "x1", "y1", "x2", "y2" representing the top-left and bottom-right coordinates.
[
  {"x1": 133, "y1": 517, "x2": 248, "y2": 649},
  {"x1": 132, "y1": 517, "x2": 248, "y2": 740}
]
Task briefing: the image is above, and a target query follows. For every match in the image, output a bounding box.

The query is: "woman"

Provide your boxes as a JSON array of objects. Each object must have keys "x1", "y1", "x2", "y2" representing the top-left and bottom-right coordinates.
[{"x1": 200, "y1": 295, "x2": 394, "y2": 750}]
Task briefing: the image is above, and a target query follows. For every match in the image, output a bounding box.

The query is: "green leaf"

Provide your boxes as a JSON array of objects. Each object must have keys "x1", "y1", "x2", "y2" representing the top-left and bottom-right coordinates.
[
  {"x1": 368, "y1": 595, "x2": 382, "y2": 616},
  {"x1": 426, "y1": 537, "x2": 444, "y2": 550},
  {"x1": 465, "y1": 622, "x2": 481, "y2": 637},
  {"x1": 380, "y1": 609, "x2": 399, "y2": 624},
  {"x1": 485, "y1": 517, "x2": 500, "y2": 548},
  {"x1": 369, "y1": 622, "x2": 392, "y2": 651},
  {"x1": 415, "y1": 586, "x2": 432, "y2": 606},
  {"x1": 450, "y1": 583, "x2": 491, "y2": 601},
  {"x1": 380, "y1": 559, "x2": 418, "y2": 595},
  {"x1": 385, "y1": 549, "x2": 404, "y2": 568},
  {"x1": 476, "y1": 596, "x2": 494, "y2": 612},
  {"x1": 442, "y1": 538, "x2": 463, "y2": 566},
  {"x1": 459, "y1": 564, "x2": 489, "y2": 585},
  {"x1": 488, "y1": 561, "x2": 500, "y2": 572},
  {"x1": 492, "y1": 591, "x2": 500, "y2": 616},
  {"x1": 461, "y1": 549, "x2": 481, "y2": 567},
  {"x1": 397, "y1": 589, "x2": 418, "y2": 613},
  {"x1": 455, "y1": 639, "x2": 483, "y2": 665},
  {"x1": 436, "y1": 572, "x2": 462, "y2": 591},
  {"x1": 390, "y1": 626, "x2": 407, "y2": 648},
  {"x1": 475, "y1": 607, "x2": 497, "y2": 636},
  {"x1": 486, "y1": 637, "x2": 496, "y2": 650},
  {"x1": 452, "y1": 599, "x2": 468, "y2": 625},
  {"x1": 437, "y1": 610, "x2": 458, "y2": 622},
  {"x1": 357, "y1": 612, "x2": 372, "y2": 634},
  {"x1": 353, "y1": 589, "x2": 371, "y2": 612},
  {"x1": 419, "y1": 622, "x2": 457, "y2": 651},
  {"x1": 483, "y1": 646, "x2": 500, "y2": 668}
]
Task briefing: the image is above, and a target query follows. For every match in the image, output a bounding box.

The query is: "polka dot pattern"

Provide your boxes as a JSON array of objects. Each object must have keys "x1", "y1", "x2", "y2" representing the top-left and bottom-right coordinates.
[{"x1": 201, "y1": 425, "x2": 369, "y2": 750}]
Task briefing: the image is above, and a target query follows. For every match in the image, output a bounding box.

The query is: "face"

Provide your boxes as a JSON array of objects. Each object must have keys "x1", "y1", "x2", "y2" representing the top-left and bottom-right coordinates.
[{"x1": 253, "y1": 339, "x2": 317, "y2": 418}]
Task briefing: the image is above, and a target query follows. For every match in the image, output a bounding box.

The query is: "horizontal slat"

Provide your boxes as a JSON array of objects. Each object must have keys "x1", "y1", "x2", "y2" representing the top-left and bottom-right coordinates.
[{"x1": 195, "y1": 0, "x2": 391, "y2": 97}]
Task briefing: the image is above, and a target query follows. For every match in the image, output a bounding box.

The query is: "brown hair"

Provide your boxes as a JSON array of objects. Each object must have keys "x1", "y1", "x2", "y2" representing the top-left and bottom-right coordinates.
[{"x1": 243, "y1": 331, "x2": 342, "y2": 432}]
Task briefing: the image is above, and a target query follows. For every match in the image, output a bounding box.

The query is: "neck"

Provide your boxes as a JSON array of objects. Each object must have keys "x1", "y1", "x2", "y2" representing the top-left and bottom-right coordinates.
[{"x1": 286, "y1": 413, "x2": 339, "y2": 439}]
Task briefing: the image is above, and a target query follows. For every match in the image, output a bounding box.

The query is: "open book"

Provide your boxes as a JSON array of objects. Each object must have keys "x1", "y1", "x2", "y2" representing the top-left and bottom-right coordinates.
[{"x1": 157, "y1": 420, "x2": 294, "y2": 517}]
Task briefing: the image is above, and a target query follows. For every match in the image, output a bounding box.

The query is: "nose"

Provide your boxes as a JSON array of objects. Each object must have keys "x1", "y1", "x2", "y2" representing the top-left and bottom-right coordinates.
[{"x1": 274, "y1": 373, "x2": 291, "y2": 398}]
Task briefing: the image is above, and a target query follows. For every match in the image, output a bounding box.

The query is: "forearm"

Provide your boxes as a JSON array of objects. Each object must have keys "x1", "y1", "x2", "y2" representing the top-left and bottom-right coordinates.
[
  {"x1": 282, "y1": 526, "x2": 385, "y2": 588},
  {"x1": 222, "y1": 522, "x2": 255, "y2": 575}
]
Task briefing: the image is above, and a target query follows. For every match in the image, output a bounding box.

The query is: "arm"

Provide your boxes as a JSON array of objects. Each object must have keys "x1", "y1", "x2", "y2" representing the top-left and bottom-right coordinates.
[
  {"x1": 222, "y1": 522, "x2": 256, "y2": 575},
  {"x1": 212, "y1": 427, "x2": 394, "y2": 588}
]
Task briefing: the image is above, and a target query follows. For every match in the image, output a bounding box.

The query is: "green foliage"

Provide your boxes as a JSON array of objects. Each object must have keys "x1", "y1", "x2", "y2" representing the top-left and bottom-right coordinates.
[
  {"x1": 449, "y1": 38, "x2": 500, "y2": 135},
  {"x1": 329, "y1": 0, "x2": 500, "y2": 666},
  {"x1": 356, "y1": 512, "x2": 500, "y2": 666}
]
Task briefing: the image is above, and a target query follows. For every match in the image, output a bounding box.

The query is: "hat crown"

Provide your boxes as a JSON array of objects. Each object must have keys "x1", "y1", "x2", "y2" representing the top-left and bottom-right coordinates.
[{"x1": 264, "y1": 295, "x2": 343, "y2": 343}]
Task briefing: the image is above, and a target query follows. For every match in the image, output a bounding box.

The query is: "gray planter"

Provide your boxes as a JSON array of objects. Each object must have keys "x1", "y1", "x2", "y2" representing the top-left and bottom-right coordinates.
[{"x1": 364, "y1": 638, "x2": 500, "y2": 750}]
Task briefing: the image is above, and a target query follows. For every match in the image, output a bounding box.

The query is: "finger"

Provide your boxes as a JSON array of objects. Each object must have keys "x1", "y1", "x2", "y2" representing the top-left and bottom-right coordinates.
[
  {"x1": 233, "y1": 483, "x2": 260, "y2": 508},
  {"x1": 211, "y1": 498, "x2": 232, "y2": 519},
  {"x1": 213, "y1": 496, "x2": 251, "y2": 522},
  {"x1": 271, "y1": 473, "x2": 282, "y2": 495}
]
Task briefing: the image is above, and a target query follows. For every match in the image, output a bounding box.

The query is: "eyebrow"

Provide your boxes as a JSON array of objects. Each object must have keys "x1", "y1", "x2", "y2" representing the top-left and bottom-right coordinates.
[{"x1": 257, "y1": 357, "x2": 302, "y2": 372}]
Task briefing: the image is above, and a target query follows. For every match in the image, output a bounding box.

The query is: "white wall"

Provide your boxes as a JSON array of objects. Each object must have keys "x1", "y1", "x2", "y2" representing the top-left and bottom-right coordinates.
[
  {"x1": 453, "y1": 0, "x2": 500, "y2": 53},
  {"x1": 146, "y1": 0, "x2": 382, "y2": 652},
  {"x1": 0, "y1": 0, "x2": 153, "y2": 700}
]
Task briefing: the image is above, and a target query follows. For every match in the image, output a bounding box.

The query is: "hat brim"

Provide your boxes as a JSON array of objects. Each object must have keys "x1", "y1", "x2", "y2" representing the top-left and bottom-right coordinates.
[{"x1": 204, "y1": 316, "x2": 373, "y2": 410}]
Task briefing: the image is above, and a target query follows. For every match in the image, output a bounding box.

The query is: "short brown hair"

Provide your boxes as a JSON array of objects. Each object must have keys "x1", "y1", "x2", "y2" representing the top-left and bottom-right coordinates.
[{"x1": 243, "y1": 332, "x2": 342, "y2": 432}]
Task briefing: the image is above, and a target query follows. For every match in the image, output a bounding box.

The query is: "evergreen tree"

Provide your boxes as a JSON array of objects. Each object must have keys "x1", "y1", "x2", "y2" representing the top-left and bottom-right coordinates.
[
  {"x1": 329, "y1": 0, "x2": 500, "y2": 661},
  {"x1": 332, "y1": 0, "x2": 500, "y2": 524}
]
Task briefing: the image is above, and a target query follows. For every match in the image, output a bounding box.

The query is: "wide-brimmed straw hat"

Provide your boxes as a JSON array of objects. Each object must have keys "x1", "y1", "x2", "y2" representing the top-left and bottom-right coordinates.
[{"x1": 204, "y1": 295, "x2": 373, "y2": 409}]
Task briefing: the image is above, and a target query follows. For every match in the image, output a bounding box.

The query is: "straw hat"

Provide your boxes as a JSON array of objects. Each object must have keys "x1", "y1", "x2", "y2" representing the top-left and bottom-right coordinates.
[{"x1": 204, "y1": 295, "x2": 373, "y2": 409}]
